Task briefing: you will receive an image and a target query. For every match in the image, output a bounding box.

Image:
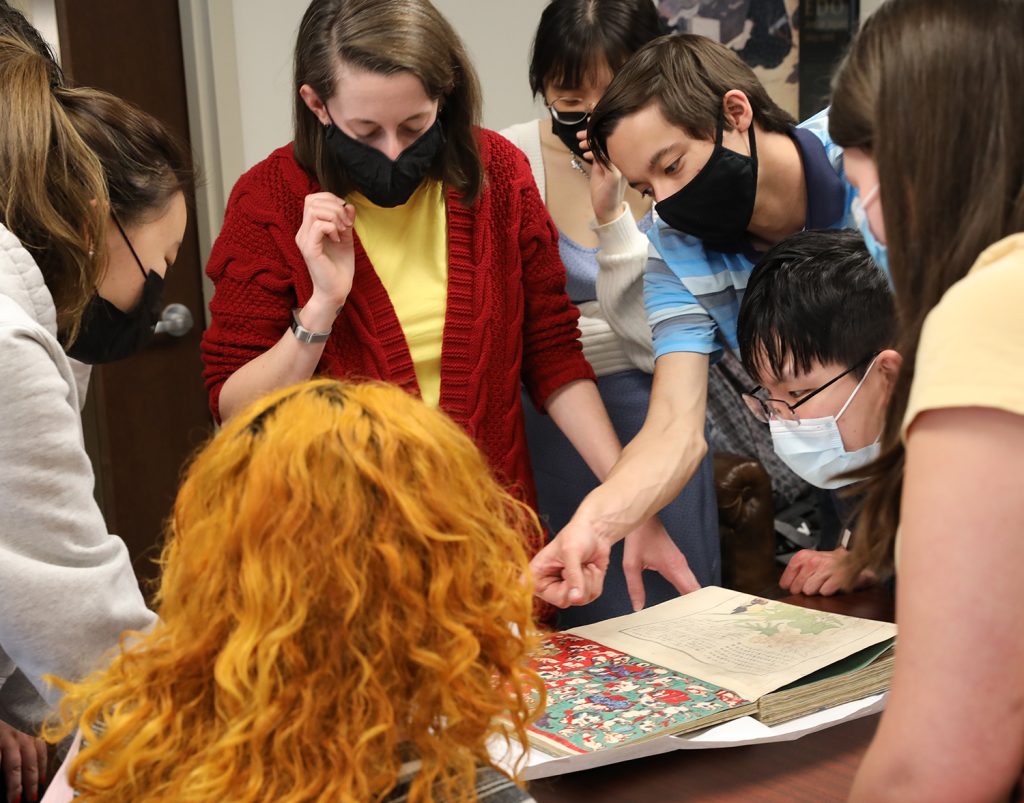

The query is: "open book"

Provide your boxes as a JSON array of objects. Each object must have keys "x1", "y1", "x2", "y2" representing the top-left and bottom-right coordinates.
[{"x1": 527, "y1": 587, "x2": 896, "y2": 757}]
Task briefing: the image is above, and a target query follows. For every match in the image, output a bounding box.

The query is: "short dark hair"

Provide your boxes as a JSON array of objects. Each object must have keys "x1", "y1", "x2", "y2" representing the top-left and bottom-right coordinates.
[
  {"x1": 737, "y1": 229, "x2": 895, "y2": 383},
  {"x1": 589, "y1": 33, "x2": 795, "y2": 167},
  {"x1": 528, "y1": 0, "x2": 666, "y2": 97}
]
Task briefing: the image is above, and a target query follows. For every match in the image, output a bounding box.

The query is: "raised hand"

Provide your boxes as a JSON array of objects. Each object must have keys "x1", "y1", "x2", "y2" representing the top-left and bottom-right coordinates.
[
  {"x1": 295, "y1": 192, "x2": 357, "y2": 318},
  {"x1": 578, "y1": 129, "x2": 629, "y2": 225}
]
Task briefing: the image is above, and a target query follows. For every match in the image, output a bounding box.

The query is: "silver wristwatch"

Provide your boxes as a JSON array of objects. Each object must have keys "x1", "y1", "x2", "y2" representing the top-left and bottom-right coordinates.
[{"x1": 290, "y1": 308, "x2": 332, "y2": 344}]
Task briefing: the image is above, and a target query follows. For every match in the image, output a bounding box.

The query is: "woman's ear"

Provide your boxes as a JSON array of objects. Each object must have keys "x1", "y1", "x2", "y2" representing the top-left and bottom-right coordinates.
[
  {"x1": 299, "y1": 84, "x2": 331, "y2": 126},
  {"x1": 876, "y1": 348, "x2": 903, "y2": 402}
]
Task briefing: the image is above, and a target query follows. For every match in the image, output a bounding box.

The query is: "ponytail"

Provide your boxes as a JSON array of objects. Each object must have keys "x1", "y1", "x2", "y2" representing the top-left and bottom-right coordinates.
[{"x1": 0, "y1": 33, "x2": 108, "y2": 343}]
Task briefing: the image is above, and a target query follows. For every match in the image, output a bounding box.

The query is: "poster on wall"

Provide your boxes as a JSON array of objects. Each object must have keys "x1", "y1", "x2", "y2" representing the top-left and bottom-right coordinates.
[{"x1": 658, "y1": 0, "x2": 801, "y2": 119}]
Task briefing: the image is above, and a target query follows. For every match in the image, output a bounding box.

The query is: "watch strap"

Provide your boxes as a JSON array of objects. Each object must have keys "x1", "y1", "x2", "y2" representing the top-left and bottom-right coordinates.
[{"x1": 290, "y1": 308, "x2": 332, "y2": 344}]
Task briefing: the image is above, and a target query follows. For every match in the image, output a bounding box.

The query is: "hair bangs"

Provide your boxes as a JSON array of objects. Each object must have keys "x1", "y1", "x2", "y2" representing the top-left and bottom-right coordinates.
[{"x1": 546, "y1": 30, "x2": 628, "y2": 94}]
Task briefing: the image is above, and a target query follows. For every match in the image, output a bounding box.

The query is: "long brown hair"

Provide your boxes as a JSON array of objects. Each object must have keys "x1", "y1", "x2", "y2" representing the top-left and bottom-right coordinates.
[
  {"x1": 0, "y1": 33, "x2": 107, "y2": 342},
  {"x1": 590, "y1": 33, "x2": 795, "y2": 168},
  {"x1": 830, "y1": 0, "x2": 1024, "y2": 575},
  {"x1": 293, "y1": 0, "x2": 484, "y2": 206},
  {"x1": 0, "y1": 33, "x2": 193, "y2": 343},
  {"x1": 62, "y1": 89, "x2": 193, "y2": 229}
]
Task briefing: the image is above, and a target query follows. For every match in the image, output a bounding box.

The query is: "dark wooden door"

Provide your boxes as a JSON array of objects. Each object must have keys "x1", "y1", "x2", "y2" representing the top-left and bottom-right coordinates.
[{"x1": 55, "y1": 0, "x2": 212, "y2": 594}]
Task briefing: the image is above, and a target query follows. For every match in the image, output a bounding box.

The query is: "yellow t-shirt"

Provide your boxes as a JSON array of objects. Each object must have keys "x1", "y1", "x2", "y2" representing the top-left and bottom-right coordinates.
[
  {"x1": 349, "y1": 181, "x2": 448, "y2": 408},
  {"x1": 903, "y1": 233, "x2": 1024, "y2": 436},
  {"x1": 895, "y1": 233, "x2": 1024, "y2": 569}
]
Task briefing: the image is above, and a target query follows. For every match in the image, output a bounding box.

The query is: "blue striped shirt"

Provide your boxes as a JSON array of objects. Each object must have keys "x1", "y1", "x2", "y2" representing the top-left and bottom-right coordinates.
[{"x1": 645, "y1": 109, "x2": 856, "y2": 362}]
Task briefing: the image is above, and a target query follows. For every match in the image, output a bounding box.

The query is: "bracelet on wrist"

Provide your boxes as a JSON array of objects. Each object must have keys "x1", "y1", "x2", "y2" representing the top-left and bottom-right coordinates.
[{"x1": 290, "y1": 307, "x2": 332, "y2": 344}]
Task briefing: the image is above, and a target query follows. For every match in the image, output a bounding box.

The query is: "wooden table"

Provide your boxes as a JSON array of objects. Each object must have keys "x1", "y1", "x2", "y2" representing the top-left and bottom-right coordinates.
[{"x1": 531, "y1": 587, "x2": 895, "y2": 803}]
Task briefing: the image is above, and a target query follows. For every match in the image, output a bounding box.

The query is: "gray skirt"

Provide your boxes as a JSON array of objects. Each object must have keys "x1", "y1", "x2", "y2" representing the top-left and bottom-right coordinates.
[{"x1": 524, "y1": 369, "x2": 720, "y2": 629}]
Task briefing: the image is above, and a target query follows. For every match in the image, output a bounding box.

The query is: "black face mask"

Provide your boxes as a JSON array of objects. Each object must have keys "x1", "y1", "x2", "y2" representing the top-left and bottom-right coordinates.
[
  {"x1": 66, "y1": 218, "x2": 165, "y2": 365},
  {"x1": 551, "y1": 114, "x2": 589, "y2": 160},
  {"x1": 654, "y1": 115, "x2": 758, "y2": 252},
  {"x1": 324, "y1": 117, "x2": 445, "y2": 208}
]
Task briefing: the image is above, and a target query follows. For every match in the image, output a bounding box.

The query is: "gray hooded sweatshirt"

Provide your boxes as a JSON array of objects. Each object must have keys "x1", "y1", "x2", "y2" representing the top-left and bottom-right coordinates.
[{"x1": 0, "y1": 223, "x2": 156, "y2": 732}]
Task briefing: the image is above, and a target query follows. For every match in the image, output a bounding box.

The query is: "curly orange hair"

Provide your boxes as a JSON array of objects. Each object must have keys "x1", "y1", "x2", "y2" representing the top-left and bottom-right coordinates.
[{"x1": 46, "y1": 379, "x2": 545, "y2": 801}]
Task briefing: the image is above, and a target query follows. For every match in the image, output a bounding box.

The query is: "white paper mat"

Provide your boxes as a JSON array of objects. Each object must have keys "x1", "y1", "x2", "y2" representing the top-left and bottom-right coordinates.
[{"x1": 490, "y1": 693, "x2": 886, "y2": 780}]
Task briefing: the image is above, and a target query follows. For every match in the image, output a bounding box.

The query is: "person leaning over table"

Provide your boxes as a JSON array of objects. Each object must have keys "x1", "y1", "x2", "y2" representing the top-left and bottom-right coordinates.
[
  {"x1": 529, "y1": 32, "x2": 859, "y2": 608},
  {"x1": 500, "y1": 0, "x2": 712, "y2": 628},
  {"x1": 735, "y1": 228, "x2": 898, "y2": 597},
  {"x1": 0, "y1": 13, "x2": 193, "y2": 802},
  {"x1": 201, "y1": 0, "x2": 697, "y2": 605}
]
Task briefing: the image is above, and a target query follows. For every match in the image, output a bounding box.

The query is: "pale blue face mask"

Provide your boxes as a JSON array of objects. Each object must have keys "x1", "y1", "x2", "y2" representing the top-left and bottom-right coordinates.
[
  {"x1": 769, "y1": 358, "x2": 881, "y2": 490},
  {"x1": 851, "y1": 184, "x2": 890, "y2": 285}
]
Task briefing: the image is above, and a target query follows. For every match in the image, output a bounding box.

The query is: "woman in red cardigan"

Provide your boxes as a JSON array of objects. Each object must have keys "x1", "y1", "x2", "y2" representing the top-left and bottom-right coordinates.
[{"x1": 201, "y1": 0, "x2": 697, "y2": 605}]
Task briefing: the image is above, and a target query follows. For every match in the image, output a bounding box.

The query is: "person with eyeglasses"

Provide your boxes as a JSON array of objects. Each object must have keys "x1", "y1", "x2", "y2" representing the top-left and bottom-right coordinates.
[
  {"x1": 735, "y1": 229, "x2": 898, "y2": 596},
  {"x1": 500, "y1": 0, "x2": 718, "y2": 626}
]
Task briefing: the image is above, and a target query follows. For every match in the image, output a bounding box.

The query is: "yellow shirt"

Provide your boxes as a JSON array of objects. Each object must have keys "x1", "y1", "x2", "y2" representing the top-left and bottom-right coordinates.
[
  {"x1": 350, "y1": 181, "x2": 448, "y2": 407},
  {"x1": 903, "y1": 233, "x2": 1024, "y2": 436},
  {"x1": 895, "y1": 234, "x2": 1024, "y2": 569}
]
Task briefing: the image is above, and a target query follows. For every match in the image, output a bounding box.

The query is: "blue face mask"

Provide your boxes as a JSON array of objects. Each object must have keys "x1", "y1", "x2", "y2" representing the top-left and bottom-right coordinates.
[
  {"x1": 769, "y1": 358, "x2": 881, "y2": 490},
  {"x1": 851, "y1": 184, "x2": 890, "y2": 285}
]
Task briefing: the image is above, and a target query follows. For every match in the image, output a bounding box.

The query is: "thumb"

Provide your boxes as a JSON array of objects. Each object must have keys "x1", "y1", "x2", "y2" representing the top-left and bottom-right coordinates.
[
  {"x1": 624, "y1": 560, "x2": 646, "y2": 612},
  {"x1": 562, "y1": 555, "x2": 588, "y2": 604}
]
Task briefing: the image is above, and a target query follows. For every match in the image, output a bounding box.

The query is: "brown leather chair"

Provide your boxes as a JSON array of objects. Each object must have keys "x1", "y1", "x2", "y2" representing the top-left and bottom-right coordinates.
[{"x1": 714, "y1": 452, "x2": 778, "y2": 595}]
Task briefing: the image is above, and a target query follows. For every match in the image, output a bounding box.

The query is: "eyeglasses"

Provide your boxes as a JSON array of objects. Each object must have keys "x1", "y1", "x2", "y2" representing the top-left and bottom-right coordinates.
[
  {"x1": 546, "y1": 97, "x2": 595, "y2": 125},
  {"x1": 742, "y1": 353, "x2": 877, "y2": 426}
]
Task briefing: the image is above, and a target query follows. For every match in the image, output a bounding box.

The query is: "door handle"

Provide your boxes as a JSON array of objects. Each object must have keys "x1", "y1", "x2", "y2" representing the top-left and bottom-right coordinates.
[{"x1": 154, "y1": 303, "x2": 194, "y2": 337}]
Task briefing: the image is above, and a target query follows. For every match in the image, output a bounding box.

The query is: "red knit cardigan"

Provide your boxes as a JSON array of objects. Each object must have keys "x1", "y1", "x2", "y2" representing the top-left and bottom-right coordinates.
[{"x1": 201, "y1": 129, "x2": 595, "y2": 536}]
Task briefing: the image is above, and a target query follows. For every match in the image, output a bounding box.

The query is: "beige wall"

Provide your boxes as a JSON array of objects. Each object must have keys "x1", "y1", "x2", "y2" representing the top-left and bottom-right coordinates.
[
  {"x1": 860, "y1": 0, "x2": 886, "y2": 22},
  {"x1": 433, "y1": 0, "x2": 549, "y2": 131},
  {"x1": 7, "y1": 0, "x2": 60, "y2": 62},
  {"x1": 186, "y1": 0, "x2": 548, "y2": 184}
]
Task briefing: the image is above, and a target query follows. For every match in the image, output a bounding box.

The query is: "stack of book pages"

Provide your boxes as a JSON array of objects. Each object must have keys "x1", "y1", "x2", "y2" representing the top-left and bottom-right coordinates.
[{"x1": 526, "y1": 586, "x2": 896, "y2": 757}]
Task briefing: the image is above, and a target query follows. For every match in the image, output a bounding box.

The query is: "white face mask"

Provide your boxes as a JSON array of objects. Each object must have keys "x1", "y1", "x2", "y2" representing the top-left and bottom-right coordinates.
[{"x1": 769, "y1": 359, "x2": 881, "y2": 489}]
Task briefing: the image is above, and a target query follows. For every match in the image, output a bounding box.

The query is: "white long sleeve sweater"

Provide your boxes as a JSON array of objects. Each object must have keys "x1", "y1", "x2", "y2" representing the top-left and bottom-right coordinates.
[
  {"x1": 0, "y1": 223, "x2": 155, "y2": 731},
  {"x1": 499, "y1": 120, "x2": 655, "y2": 376}
]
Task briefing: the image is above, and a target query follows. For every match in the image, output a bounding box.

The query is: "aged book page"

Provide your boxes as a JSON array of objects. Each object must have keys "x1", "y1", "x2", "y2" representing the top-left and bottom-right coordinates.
[{"x1": 569, "y1": 587, "x2": 897, "y2": 701}]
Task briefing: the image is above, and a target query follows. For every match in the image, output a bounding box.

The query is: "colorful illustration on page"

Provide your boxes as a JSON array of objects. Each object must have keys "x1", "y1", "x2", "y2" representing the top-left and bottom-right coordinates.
[{"x1": 527, "y1": 633, "x2": 749, "y2": 754}]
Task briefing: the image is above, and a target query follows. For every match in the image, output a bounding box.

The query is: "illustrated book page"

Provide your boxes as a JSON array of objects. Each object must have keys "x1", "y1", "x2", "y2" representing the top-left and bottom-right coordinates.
[
  {"x1": 526, "y1": 632, "x2": 754, "y2": 755},
  {"x1": 569, "y1": 586, "x2": 897, "y2": 702}
]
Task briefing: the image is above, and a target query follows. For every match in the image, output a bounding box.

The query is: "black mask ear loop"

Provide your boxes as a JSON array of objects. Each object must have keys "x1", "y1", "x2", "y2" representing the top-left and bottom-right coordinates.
[
  {"x1": 718, "y1": 111, "x2": 758, "y2": 181},
  {"x1": 111, "y1": 213, "x2": 148, "y2": 279}
]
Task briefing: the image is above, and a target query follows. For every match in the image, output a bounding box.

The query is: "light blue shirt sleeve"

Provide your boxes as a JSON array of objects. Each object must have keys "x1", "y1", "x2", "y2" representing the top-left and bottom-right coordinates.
[{"x1": 643, "y1": 227, "x2": 721, "y2": 359}]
